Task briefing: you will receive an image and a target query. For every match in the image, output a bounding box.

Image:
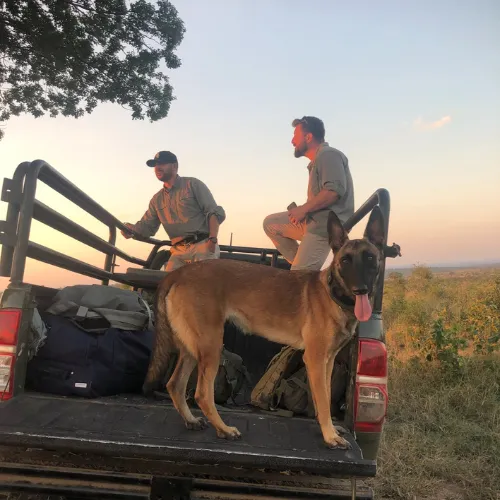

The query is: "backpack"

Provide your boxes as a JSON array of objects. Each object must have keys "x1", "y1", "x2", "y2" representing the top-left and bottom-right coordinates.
[
  {"x1": 275, "y1": 365, "x2": 315, "y2": 417},
  {"x1": 161, "y1": 346, "x2": 251, "y2": 406},
  {"x1": 250, "y1": 346, "x2": 304, "y2": 415},
  {"x1": 251, "y1": 346, "x2": 349, "y2": 418}
]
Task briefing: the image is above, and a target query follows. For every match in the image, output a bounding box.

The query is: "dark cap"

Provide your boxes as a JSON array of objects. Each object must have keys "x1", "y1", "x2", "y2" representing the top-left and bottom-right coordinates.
[{"x1": 146, "y1": 151, "x2": 178, "y2": 167}]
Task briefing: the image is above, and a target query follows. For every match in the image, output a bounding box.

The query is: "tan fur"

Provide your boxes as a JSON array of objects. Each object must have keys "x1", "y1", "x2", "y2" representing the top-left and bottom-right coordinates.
[{"x1": 143, "y1": 208, "x2": 386, "y2": 449}]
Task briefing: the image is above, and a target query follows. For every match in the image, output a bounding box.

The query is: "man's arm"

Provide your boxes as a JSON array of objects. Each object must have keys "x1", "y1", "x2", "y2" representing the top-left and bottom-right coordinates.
[
  {"x1": 191, "y1": 179, "x2": 226, "y2": 229},
  {"x1": 121, "y1": 196, "x2": 161, "y2": 239},
  {"x1": 289, "y1": 150, "x2": 346, "y2": 224},
  {"x1": 302, "y1": 189, "x2": 339, "y2": 214},
  {"x1": 208, "y1": 214, "x2": 220, "y2": 239},
  {"x1": 306, "y1": 149, "x2": 347, "y2": 212}
]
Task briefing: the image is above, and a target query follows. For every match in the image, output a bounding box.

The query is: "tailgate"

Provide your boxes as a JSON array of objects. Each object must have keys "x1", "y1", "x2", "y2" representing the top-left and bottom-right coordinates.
[{"x1": 0, "y1": 394, "x2": 375, "y2": 477}]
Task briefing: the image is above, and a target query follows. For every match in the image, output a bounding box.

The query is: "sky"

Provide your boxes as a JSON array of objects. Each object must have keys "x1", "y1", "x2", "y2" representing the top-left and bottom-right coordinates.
[{"x1": 1, "y1": 0, "x2": 499, "y2": 289}]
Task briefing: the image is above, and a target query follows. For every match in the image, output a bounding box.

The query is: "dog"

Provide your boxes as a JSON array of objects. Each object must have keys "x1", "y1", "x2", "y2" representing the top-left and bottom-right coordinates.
[{"x1": 143, "y1": 206, "x2": 386, "y2": 449}]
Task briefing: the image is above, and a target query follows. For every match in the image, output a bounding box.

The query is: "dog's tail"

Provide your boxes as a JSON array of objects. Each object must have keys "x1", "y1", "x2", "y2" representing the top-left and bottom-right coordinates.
[{"x1": 142, "y1": 278, "x2": 177, "y2": 397}]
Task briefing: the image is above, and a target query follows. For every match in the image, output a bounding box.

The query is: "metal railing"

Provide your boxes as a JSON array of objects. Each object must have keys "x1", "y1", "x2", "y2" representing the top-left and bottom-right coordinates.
[
  {"x1": 0, "y1": 160, "x2": 400, "y2": 311},
  {"x1": 0, "y1": 161, "x2": 285, "y2": 286},
  {"x1": 343, "y1": 188, "x2": 401, "y2": 314}
]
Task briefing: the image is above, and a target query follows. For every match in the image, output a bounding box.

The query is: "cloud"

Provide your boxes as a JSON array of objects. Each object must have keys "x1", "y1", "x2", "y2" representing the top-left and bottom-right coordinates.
[{"x1": 413, "y1": 115, "x2": 451, "y2": 131}]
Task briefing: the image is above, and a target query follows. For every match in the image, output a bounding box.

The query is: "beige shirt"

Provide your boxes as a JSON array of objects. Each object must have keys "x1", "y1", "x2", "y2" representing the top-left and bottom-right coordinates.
[
  {"x1": 306, "y1": 142, "x2": 355, "y2": 235},
  {"x1": 130, "y1": 175, "x2": 226, "y2": 242}
]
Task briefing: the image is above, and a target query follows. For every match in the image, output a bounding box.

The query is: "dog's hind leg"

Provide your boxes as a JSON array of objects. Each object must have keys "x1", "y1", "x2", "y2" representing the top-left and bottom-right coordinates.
[
  {"x1": 304, "y1": 345, "x2": 350, "y2": 450},
  {"x1": 167, "y1": 347, "x2": 207, "y2": 430},
  {"x1": 194, "y1": 338, "x2": 241, "y2": 440}
]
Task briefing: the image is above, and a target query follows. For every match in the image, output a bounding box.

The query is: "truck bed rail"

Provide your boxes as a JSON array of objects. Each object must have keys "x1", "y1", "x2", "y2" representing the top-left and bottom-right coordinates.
[{"x1": 1, "y1": 160, "x2": 400, "y2": 308}]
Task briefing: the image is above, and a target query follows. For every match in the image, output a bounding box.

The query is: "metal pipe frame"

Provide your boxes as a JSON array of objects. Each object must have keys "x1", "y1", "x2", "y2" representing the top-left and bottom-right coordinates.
[
  {"x1": 1, "y1": 162, "x2": 399, "y2": 305},
  {"x1": 1, "y1": 160, "x2": 152, "y2": 284},
  {"x1": 343, "y1": 188, "x2": 394, "y2": 314}
]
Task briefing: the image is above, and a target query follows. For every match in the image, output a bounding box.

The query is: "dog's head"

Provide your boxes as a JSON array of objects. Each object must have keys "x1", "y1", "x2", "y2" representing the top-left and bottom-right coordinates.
[{"x1": 326, "y1": 206, "x2": 386, "y2": 322}]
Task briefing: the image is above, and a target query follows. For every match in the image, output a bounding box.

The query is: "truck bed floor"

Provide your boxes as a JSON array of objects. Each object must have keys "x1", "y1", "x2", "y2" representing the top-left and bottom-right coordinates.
[{"x1": 0, "y1": 394, "x2": 375, "y2": 477}]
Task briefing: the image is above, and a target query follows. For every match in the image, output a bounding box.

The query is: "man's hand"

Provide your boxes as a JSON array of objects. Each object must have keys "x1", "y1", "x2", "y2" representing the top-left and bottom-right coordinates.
[
  {"x1": 288, "y1": 205, "x2": 308, "y2": 225},
  {"x1": 206, "y1": 238, "x2": 217, "y2": 253},
  {"x1": 121, "y1": 223, "x2": 135, "y2": 239}
]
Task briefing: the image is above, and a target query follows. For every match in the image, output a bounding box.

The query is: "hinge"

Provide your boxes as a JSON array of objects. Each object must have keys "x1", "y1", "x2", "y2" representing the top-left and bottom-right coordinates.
[
  {"x1": 1, "y1": 178, "x2": 22, "y2": 204},
  {"x1": 149, "y1": 476, "x2": 192, "y2": 500},
  {"x1": 0, "y1": 220, "x2": 16, "y2": 247},
  {"x1": 384, "y1": 242, "x2": 402, "y2": 258}
]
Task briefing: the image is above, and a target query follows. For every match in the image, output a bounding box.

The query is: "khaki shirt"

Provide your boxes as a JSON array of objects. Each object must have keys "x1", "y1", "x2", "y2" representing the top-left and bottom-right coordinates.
[
  {"x1": 130, "y1": 176, "x2": 226, "y2": 242},
  {"x1": 306, "y1": 142, "x2": 355, "y2": 236}
]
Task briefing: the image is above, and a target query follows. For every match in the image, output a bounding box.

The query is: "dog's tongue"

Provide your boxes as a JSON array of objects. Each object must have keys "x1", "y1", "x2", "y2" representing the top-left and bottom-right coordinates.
[{"x1": 355, "y1": 294, "x2": 372, "y2": 322}]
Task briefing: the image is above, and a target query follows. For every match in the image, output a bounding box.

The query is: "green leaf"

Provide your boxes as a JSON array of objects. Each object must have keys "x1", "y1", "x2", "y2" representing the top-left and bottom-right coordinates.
[{"x1": 0, "y1": 0, "x2": 185, "y2": 140}]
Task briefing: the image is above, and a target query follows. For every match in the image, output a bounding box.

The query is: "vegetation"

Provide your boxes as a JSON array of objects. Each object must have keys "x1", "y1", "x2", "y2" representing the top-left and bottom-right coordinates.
[
  {"x1": 0, "y1": 0, "x2": 185, "y2": 139},
  {"x1": 370, "y1": 266, "x2": 500, "y2": 499}
]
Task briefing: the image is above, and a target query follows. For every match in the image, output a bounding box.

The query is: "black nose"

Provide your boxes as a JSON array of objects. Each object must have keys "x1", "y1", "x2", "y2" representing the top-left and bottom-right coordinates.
[{"x1": 352, "y1": 286, "x2": 368, "y2": 295}]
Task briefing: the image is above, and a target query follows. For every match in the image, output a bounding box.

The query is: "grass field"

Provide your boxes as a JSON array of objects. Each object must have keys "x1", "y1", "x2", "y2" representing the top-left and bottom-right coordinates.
[{"x1": 368, "y1": 266, "x2": 500, "y2": 500}]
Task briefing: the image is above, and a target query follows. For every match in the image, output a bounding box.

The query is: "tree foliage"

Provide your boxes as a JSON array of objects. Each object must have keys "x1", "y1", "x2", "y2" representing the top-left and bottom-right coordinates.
[{"x1": 0, "y1": 0, "x2": 186, "y2": 139}]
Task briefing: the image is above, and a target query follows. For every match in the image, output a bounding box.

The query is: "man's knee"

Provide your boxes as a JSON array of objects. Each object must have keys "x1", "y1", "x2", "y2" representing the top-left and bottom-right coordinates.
[
  {"x1": 263, "y1": 212, "x2": 283, "y2": 237},
  {"x1": 263, "y1": 214, "x2": 273, "y2": 236}
]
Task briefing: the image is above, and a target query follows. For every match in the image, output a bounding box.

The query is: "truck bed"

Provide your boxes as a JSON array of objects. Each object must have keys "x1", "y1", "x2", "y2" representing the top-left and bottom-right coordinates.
[{"x1": 0, "y1": 393, "x2": 375, "y2": 478}]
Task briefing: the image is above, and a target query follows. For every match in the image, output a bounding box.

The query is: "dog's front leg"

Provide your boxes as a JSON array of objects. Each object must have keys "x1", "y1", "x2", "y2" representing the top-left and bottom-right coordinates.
[{"x1": 303, "y1": 347, "x2": 351, "y2": 450}]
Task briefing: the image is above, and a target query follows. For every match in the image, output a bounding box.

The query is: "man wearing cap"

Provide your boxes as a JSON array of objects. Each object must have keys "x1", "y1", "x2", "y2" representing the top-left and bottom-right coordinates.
[
  {"x1": 121, "y1": 151, "x2": 226, "y2": 271},
  {"x1": 263, "y1": 116, "x2": 355, "y2": 271}
]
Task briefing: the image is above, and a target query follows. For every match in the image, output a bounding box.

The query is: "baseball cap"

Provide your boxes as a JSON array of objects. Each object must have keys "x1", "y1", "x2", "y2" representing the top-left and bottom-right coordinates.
[{"x1": 146, "y1": 151, "x2": 178, "y2": 167}]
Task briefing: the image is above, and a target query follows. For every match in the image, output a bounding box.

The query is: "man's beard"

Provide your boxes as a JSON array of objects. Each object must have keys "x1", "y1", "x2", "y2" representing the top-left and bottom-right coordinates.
[
  {"x1": 294, "y1": 144, "x2": 307, "y2": 158},
  {"x1": 157, "y1": 170, "x2": 175, "y2": 182}
]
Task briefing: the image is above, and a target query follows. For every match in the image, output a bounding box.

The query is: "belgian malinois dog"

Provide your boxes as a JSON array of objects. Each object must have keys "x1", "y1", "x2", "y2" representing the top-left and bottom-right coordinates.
[{"x1": 143, "y1": 207, "x2": 386, "y2": 449}]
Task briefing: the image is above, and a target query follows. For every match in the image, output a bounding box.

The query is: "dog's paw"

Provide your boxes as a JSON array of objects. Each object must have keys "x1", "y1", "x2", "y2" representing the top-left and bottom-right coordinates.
[
  {"x1": 325, "y1": 435, "x2": 351, "y2": 450},
  {"x1": 216, "y1": 426, "x2": 242, "y2": 440},
  {"x1": 185, "y1": 417, "x2": 208, "y2": 431}
]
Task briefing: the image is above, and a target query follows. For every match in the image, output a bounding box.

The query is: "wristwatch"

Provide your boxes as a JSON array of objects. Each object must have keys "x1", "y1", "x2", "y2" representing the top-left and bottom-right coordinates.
[{"x1": 208, "y1": 236, "x2": 218, "y2": 244}]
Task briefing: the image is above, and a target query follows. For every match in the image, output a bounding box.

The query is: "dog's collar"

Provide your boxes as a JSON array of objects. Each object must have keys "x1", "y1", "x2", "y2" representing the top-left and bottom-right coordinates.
[{"x1": 327, "y1": 271, "x2": 355, "y2": 312}]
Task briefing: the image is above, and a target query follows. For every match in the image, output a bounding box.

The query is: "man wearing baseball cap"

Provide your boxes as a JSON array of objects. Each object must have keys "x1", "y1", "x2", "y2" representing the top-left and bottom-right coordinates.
[{"x1": 121, "y1": 151, "x2": 226, "y2": 271}]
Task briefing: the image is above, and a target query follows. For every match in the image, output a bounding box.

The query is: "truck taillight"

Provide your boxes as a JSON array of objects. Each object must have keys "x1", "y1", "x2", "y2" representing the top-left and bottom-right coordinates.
[
  {"x1": 0, "y1": 309, "x2": 21, "y2": 401},
  {"x1": 357, "y1": 338, "x2": 387, "y2": 377},
  {"x1": 355, "y1": 339, "x2": 388, "y2": 433}
]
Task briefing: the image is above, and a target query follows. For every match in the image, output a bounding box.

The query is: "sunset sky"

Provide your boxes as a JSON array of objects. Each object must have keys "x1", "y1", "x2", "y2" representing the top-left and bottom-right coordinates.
[{"x1": 1, "y1": 0, "x2": 499, "y2": 290}]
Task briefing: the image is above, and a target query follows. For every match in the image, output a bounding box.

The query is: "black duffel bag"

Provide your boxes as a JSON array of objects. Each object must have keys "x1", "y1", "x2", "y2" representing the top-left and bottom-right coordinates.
[{"x1": 25, "y1": 313, "x2": 153, "y2": 398}]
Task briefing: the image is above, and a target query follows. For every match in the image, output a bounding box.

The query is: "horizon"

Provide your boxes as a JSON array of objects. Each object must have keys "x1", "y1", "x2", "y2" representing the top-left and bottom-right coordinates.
[{"x1": 1, "y1": 0, "x2": 499, "y2": 290}]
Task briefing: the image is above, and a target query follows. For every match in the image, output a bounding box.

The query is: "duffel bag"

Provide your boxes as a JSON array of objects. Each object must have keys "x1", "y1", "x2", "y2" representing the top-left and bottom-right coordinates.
[{"x1": 25, "y1": 313, "x2": 153, "y2": 398}]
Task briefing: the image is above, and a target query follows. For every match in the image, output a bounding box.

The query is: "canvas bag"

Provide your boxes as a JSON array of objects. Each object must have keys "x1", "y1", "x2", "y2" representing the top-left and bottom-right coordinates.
[
  {"x1": 250, "y1": 346, "x2": 304, "y2": 412},
  {"x1": 45, "y1": 284, "x2": 153, "y2": 333},
  {"x1": 251, "y1": 345, "x2": 349, "y2": 418}
]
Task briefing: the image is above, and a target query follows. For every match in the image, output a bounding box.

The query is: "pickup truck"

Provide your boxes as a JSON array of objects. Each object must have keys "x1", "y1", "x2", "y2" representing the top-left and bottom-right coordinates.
[{"x1": 0, "y1": 160, "x2": 401, "y2": 499}]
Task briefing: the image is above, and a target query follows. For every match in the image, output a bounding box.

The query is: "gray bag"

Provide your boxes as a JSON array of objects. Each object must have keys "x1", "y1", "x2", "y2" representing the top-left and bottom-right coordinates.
[{"x1": 46, "y1": 284, "x2": 153, "y2": 333}]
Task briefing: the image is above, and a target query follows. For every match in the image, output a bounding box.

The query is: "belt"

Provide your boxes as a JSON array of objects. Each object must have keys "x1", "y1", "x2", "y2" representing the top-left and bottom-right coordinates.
[{"x1": 173, "y1": 232, "x2": 209, "y2": 247}]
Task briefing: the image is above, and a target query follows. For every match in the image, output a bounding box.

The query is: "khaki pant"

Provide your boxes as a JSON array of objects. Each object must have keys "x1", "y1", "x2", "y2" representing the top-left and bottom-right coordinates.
[
  {"x1": 165, "y1": 239, "x2": 220, "y2": 272},
  {"x1": 263, "y1": 212, "x2": 331, "y2": 271}
]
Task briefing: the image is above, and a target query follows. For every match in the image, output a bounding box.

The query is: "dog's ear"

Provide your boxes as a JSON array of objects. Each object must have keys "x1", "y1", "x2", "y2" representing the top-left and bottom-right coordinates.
[
  {"x1": 327, "y1": 210, "x2": 348, "y2": 252},
  {"x1": 364, "y1": 206, "x2": 385, "y2": 249}
]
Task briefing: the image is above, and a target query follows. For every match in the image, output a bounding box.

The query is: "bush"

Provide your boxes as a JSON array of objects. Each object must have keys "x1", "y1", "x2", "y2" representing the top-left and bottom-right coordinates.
[{"x1": 384, "y1": 265, "x2": 500, "y2": 367}]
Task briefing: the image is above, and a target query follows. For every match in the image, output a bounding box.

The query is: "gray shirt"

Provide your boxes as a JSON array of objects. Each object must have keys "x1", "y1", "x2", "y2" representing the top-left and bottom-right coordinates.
[
  {"x1": 130, "y1": 175, "x2": 226, "y2": 242},
  {"x1": 306, "y1": 142, "x2": 354, "y2": 236}
]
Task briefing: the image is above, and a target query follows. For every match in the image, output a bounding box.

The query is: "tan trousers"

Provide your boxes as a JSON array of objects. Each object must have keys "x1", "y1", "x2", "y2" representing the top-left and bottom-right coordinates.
[
  {"x1": 263, "y1": 212, "x2": 331, "y2": 271},
  {"x1": 165, "y1": 239, "x2": 220, "y2": 272}
]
